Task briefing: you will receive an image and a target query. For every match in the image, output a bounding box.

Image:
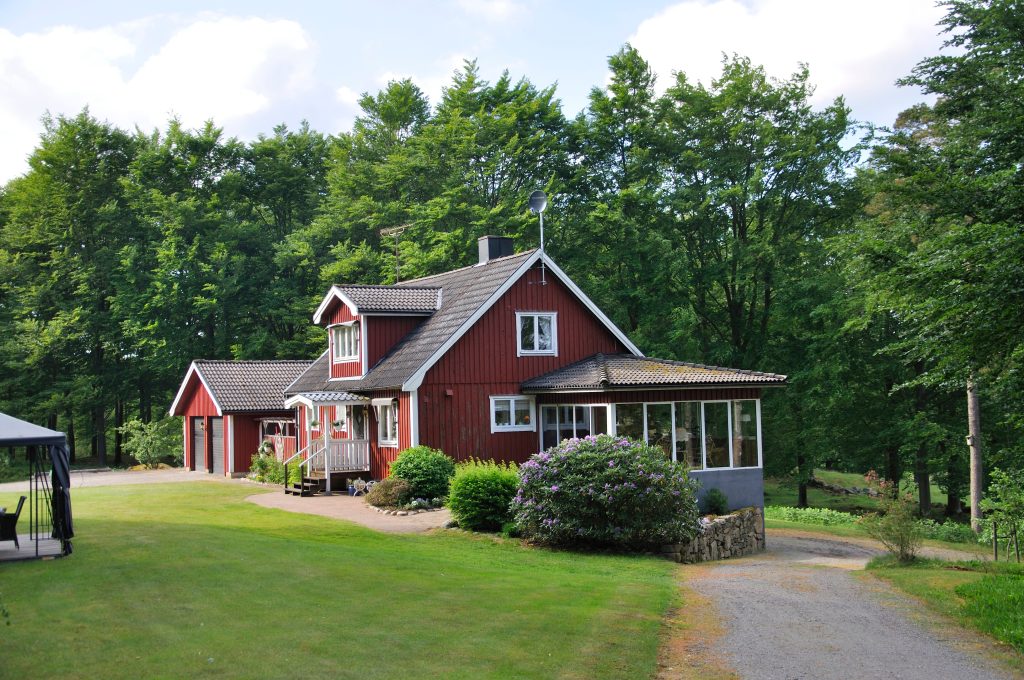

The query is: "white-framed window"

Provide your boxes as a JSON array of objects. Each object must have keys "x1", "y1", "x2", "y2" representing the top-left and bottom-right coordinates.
[
  {"x1": 610, "y1": 399, "x2": 762, "y2": 469},
  {"x1": 377, "y1": 402, "x2": 398, "y2": 447},
  {"x1": 490, "y1": 396, "x2": 536, "y2": 432},
  {"x1": 331, "y1": 323, "x2": 360, "y2": 362},
  {"x1": 516, "y1": 312, "x2": 557, "y2": 356},
  {"x1": 540, "y1": 404, "x2": 609, "y2": 448}
]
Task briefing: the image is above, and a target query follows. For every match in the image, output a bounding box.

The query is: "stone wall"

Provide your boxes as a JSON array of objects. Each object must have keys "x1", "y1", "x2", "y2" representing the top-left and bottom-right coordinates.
[{"x1": 662, "y1": 507, "x2": 765, "y2": 563}]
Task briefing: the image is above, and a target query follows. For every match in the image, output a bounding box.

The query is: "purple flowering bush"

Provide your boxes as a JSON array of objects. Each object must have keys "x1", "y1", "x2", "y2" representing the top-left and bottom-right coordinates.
[{"x1": 511, "y1": 435, "x2": 700, "y2": 548}]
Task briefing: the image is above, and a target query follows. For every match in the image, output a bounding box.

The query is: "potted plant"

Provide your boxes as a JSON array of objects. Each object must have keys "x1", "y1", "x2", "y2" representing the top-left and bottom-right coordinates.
[
  {"x1": 331, "y1": 419, "x2": 343, "y2": 429},
  {"x1": 346, "y1": 478, "x2": 355, "y2": 496},
  {"x1": 309, "y1": 419, "x2": 320, "y2": 429}
]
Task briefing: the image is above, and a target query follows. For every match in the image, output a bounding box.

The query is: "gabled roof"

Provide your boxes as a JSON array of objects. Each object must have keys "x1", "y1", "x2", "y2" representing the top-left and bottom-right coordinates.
[
  {"x1": 287, "y1": 250, "x2": 642, "y2": 395},
  {"x1": 170, "y1": 360, "x2": 314, "y2": 415},
  {"x1": 521, "y1": 353, "x2": 788, "y2": 392},
  {"x1": 313, "y1": 285, "x2": 441, "y2": 322}
]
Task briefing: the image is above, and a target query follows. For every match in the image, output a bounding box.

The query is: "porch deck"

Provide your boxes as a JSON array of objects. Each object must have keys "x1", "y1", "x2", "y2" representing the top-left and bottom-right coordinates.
[{"x1": 0, "y1": 535, "x2": 64, "y2": 562}]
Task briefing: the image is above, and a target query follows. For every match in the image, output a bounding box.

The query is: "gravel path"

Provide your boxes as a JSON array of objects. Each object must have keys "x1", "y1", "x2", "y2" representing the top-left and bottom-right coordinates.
[
  {"x1": 0, "y1": 468, "x2": 211, "y2": 492},
  {"x1": 684, "y1": 530, "x2": 1016, "y2": 680}
]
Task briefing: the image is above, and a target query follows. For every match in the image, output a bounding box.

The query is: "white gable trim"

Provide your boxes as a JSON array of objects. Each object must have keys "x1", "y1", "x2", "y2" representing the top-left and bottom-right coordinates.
[
  {"x1": 312, "y1": 286, "x2": 360, "y2": 324},
  {"x1": 169, "y1": 362, "x2": 224, "y2": 417},
  {"x1": 284, "y1": 394, "x2": 313, "y2": 409},
  {"x1": 401, "y1": 251, "x2": 642, "y2": 390}
]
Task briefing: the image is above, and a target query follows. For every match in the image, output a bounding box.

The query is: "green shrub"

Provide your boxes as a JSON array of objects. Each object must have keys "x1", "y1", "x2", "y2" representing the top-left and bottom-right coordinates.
[
  {"x1": 447, "y1": 459, "x2": 519, "y2": 531},
  {"x1": 389, "y1": 446, "x2": 456, "y2": 499},
  {"x1": 764, "y1": 505, "x2": 858, "y2": 526},
  {"x1": 366, "y1": 477, "x2": 412, "y2": 508},
  {"x1": 859, "y1": 494, "x2": 923, "y2": 562},
  {"x1": 918, "y1": 518, "x2": 975, "y2": 543},
  {"x1": 249, "y1": 452, "x2": 301, "y2": 485},
  {"x1": 703, "y1": 488, "x2": 729, "y2": 515},
  {"x1": 118, "y1": 417, "x2": 183, "y2": 468},
  {"x1": 512, "y1": 435, "x2": 700, "y2": 549}
]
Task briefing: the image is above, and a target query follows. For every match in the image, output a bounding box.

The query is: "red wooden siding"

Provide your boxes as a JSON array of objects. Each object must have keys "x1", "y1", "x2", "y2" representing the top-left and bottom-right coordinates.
[
  {"x1": 326, "y1": 304, "x2": 363, "y2": 379},
  {"x1": 231, "y1": 416, "x2": 262, "y2": 474},
  {"x1": 417, "y1": 262, "x2": 630, "y2": 463},
  {"x1": 366, "y1": 316, "x2": 421, "y2": 368},
  {"x1": 368, "y1": 388, "x2": 408, "y2": 480},
  {"x1": 177, "y1": 373, "x2": 220, "y2": 469}
]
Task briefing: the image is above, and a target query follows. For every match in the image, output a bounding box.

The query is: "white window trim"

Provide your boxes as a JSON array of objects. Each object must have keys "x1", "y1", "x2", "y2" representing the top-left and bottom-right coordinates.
[
  {"x1": 490, "y1": 395, "x2": 536, "y2": 433},
  {"x1": 330, "y1": 322, "x2": 360, "y2": 363},
  {"x1": 376, "y1": 402, "x2": 399, "y2": 447},
  {"x1": 516, "y1": 311, "x2": 558, "y2": 357},
  {"x1": 608, "y1": 399, "x2": 762, "y2": 470},
  {"x1": 537, "y1": 403, "x2": 610, "y2": 450}
]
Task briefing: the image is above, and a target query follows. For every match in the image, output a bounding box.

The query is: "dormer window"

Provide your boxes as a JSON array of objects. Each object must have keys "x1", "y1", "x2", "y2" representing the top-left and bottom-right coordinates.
[
  {"x1": 332, "y1": 323, "x2": 359, "y2": 362},
  {"x1": 517, "y1": 312, "x2": 557, "y2": 356}
]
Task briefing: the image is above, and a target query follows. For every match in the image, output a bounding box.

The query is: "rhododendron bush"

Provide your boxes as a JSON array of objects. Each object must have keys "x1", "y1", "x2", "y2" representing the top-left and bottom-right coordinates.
[{"x1": 512, "y1": 435, "x2": 700, "y2": 548}]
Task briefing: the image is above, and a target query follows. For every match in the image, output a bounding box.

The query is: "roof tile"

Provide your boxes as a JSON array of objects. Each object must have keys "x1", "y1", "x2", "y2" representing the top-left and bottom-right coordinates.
[{"x1": 195, "y1": 360, "x2": 313, "y2": 412}]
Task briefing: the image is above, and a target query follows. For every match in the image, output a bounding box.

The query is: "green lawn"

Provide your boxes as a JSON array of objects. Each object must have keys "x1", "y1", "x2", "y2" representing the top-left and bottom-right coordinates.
[
  {"x1": 868, "y1": 557, "x2": 1024, "y2": 658},
  {"x1": 0, "y1": 483, "x2": 675, "y2": 679}
]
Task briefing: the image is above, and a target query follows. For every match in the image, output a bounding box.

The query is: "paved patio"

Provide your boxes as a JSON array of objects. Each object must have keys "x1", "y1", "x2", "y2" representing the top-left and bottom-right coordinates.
[{"x1": 246, "y1": 490, "x2": 451, "y2": 533}]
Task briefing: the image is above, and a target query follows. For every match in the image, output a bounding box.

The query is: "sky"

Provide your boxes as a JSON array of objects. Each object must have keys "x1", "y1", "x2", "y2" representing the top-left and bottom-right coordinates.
[{"x1": 0, "y1": 0, "x2": 950, "y2": 184}]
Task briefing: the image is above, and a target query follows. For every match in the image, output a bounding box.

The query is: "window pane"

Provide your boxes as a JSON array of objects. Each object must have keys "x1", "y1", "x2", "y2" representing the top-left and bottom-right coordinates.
[
  {"x1": 520, "y1": 315, "x2": 535, "y2": 351},
  {"x1": 674, "y1": 402, "x2": 703, "y2": 469},
  {"x1": 558, "y1": 405, "x2": 574, "y2": 441},
  {"x1": 574, "y1": 406, "x2": 591, "y2": 438},
  {"x1": 616, "y1": 403, "x2": 644, "y2": 441},
  {"x1": 704, "y1": 402, "x2": 730, "y2": 468},
  {"x1": 494, "y1": 399, "x2": 511, "y2": 426},
  {"x1": 592, "y1": 406, "x2": 608, "y2": 435},
  {"x1": 733, "y1": 400, "x2": 758, "y2": 467},
  {"x1": 514, "y1": 399, "x2": 531, "y2": 426},
  {"x1": 646, "y1": 404, "x2": 673, "y2": 458},
  {"x1": 537, "y1": 315, "x2": 552, "y2": 350},
  {"x1": 541, "y1": 406, "x2": 558, "y2": 449}
]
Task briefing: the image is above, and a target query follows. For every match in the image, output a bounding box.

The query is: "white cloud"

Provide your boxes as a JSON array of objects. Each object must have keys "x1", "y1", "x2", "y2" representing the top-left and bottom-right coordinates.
[
  {"x1": 0, "y1": 15, "x2": 315, "y2": 183},
  {"x1": 377, "y1": 52, "x2": 471, "y2": 107},
  {"x1": 335, "y1": 85, "x2": 361, "y2": 108},
  {"x1": 628, "y1": 0, "x2": 947, "y2": 126}
]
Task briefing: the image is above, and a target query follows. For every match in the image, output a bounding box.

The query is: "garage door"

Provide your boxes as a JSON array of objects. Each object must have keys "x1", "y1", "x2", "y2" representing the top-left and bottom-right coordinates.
[
  {"x1": 192, "y1": 417, "x2": 206, "y2": 471},
  {"x1": 210, "y1": 417, "x2": 224, "y2": 476}
]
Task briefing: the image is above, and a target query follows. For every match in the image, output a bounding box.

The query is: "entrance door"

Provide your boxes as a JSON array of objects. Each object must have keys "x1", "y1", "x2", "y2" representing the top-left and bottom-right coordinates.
[
  {"x1": 210, "y1": 417, "x2": 224, "y2": 475},
  {"x1": 191, "y1": 417, "x2": 206, "y2": 471}
]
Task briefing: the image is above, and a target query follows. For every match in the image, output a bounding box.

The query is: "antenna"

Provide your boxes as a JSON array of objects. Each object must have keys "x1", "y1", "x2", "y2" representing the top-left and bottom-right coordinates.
[
  {"x1": 528, "y1": 190, "x2": 548, "y2": 285},
  {"x1": 380, "y1": 224, "x2": 409, "y2": 283}
]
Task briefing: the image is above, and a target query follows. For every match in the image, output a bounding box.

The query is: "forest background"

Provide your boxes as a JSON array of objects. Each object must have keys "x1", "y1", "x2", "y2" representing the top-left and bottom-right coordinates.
[{"x1": 1, "y1": 0, "x2": 1020, "y2": 514}]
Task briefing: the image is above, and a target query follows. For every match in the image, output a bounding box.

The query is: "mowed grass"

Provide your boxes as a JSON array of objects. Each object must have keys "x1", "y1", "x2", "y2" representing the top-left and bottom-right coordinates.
[
  {"x1": 868, "y1": 557, "x2": 1024, "y2": 657},
  {"x1": 0, "y1": 483, "x2": 675, "y2": 679}
]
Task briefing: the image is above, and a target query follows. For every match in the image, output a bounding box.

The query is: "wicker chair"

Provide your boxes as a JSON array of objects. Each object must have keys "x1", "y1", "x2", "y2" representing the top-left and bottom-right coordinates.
[{"x1": 0, "y1": 496, "x2": 26, "y2": 549}]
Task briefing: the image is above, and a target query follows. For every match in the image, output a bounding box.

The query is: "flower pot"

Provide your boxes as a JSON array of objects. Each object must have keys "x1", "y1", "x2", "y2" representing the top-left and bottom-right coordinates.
[{"x1": 348, "y1": 485, "x2": 356, "y2": 496}]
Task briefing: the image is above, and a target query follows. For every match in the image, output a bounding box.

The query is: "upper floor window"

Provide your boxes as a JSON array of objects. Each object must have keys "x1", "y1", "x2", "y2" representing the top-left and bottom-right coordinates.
[
  {"x1": 517, "y1": 312, "x2": 557, "y2": 356},
  {"x1": 332, "y1": 323, "x2": 359, "y2": 362}
]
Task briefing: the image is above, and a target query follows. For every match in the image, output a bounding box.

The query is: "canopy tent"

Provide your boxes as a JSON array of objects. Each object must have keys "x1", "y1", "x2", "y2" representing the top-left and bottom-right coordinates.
[{"x1": 0, "y1": 411, "x2": 74, "y2": 556}]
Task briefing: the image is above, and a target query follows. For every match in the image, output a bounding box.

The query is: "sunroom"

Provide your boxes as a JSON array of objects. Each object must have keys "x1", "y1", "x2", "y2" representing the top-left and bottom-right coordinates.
[{"x1": 521, "y1": 353, "x2": 786, "y2": 510}]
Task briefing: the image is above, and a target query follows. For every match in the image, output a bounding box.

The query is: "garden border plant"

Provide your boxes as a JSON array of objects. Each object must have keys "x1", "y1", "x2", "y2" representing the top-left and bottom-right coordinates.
[
  {"x1": 512, "y1": 434, "x2": 700, "y2": 549},
  {"x1": 447, "y1": 458, "x2": 519, "y2": 531}
]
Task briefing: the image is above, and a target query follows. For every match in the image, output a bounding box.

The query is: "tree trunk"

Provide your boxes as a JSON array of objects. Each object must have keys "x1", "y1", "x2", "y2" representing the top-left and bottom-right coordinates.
[
  {"x1": 139, "y1": 383, "x2": 152, "y2": 423},
  {"x1": 885, "y1": 445, "x2": 901, "y2": 498},
  {"x1": 113, "y1": 400, "x2": 124, "y2": 467},
  {"x1": 797, "y1": 452, "x2": 809, "y2": 508},
  {"x1": 967, "y1": 376, "x2": 984, "y2": 533},
  {"x1": 93, "y1": 404, "x2": 107, "y2": 467},
  {"x1": 914, "y1": 443, "x2": 932, "y2": 517},
  {"x1": 942, "y1": 440, "x2": 960, "y2": 518},
  {"x1": 66, "y1": 410, "x2": 76, "y2": 464}
]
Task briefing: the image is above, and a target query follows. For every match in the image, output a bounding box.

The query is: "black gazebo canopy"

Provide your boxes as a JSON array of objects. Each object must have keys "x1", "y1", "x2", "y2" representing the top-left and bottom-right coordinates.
[{"x1": 0, "y1": 411, "x2": 74, "y2": 555}]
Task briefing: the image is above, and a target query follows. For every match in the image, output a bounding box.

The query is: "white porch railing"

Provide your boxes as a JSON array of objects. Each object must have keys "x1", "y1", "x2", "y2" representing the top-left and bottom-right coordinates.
[{"x1": 309, "y1": 439, "x2": 370, "y2": 475}]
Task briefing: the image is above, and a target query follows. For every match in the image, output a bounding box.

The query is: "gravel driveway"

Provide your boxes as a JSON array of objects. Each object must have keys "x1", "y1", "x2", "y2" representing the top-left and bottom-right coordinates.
[{"x1": 682, "y1": 530, "x2": 1017, "y2": 680}]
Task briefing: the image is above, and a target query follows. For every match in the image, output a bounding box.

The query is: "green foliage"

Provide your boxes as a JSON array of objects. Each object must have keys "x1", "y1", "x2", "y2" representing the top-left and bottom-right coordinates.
[
  {"x1": 764, "y1": 505, "x2": 858, "y2": 526},
  {"x1": 703, "y1": 488, "x2": 729, "y2": 515},
  {"x1": 859, "y1": 495, "x2": 924, "y2": 562},
  {"x1": 956, "y1": 572, "x2": 1024, "y2": 653},
  {"x1": 365, "y1": 477, "x2": 412, "y2": 508},
  {"x1": 118, "y1": 417, "x2": 182, "y2": 468},
  {"x1": 249, "y1": 451, "x2": 301, "y2": 486},
  {"x1": 447, "y1": 459, "x2": 519, "y2": 531},
  {"x1": 389, "y1": 446, "x2": 456, "y2": 500},
  {"x1": 917, "y1": 519, "x2": 976, "y2": 544},
  {"x1": 512, "y1": 435, "x2": 700, "y2": 549},
  {"x1": 979, "y1": 467, "x2": 1024, "y2": 557}
]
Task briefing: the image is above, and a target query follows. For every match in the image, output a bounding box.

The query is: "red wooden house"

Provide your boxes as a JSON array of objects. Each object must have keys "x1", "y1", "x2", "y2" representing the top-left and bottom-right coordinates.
[
  {"x1": 272, "y1": 236, "x2": 785, "y2": 506},
  {"x1": 170, "y1": 360, "x2": 312, "y2": 476}
]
